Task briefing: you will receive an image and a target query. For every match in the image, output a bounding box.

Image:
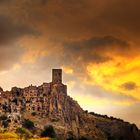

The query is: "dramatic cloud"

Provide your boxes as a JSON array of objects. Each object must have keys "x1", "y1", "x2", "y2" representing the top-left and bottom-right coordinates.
[
  {"x1": 0, "y1": 0, "x2": 11, "y2": 3},
  {"x1": 0, "y1": 15, "x2": 38, "y2": 71},
  {"x1": 102, "y1": 0, "x2": 140, "y2": 37},
  {"x1": 63, "y1": 36, "x2": 129, "y2": 64},
  {"x1": 0, "y1": 15, "x2": 37, "y2": 45}
]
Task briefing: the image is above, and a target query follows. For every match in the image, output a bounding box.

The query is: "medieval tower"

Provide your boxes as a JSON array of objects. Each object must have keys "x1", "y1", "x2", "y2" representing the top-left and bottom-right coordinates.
[{"x1": 52, "y1": 69, "x2": 62, "y2": 84}]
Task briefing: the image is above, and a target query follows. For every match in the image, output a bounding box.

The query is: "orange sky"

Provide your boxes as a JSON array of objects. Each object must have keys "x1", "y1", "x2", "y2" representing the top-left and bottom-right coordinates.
[{"x1": 0, "y1": 0, "x2": 140, "y2": 127}]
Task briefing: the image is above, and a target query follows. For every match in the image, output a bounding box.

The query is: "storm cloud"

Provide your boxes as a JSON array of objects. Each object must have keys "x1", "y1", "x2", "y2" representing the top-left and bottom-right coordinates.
[
  {"x1": 0, "y1": 15, "x2": 37, "y2": 45},
  {"x1": 63, "y1": 35, "x2": 129, "y2": 63},
  {"x1": 0, "y1": 15, "x2": 38, "y2": 71}
]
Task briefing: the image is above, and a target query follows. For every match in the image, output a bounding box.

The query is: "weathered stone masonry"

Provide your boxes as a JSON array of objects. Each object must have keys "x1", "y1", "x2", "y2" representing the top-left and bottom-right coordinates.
[{"x1": 0, "y1": 69, "x2": 67, "y2": 125}]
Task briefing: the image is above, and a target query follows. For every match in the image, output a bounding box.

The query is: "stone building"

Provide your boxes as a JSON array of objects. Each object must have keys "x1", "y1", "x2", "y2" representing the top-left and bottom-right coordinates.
[{"x1": 0, "y1": 69, "x2": 67, "y2": 129}]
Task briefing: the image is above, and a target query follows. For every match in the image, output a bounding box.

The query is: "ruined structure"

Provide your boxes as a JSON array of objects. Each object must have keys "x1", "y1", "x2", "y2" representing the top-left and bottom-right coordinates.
[
  {"x1": 0, "y1": 69, "x2": 98, "y2": 139},
  {"x1": 0, "y1": 69, "x2": 67, "y2": 129},
  {"x1": 0, "y1": 69, "x2": 140, "y2": 140}
]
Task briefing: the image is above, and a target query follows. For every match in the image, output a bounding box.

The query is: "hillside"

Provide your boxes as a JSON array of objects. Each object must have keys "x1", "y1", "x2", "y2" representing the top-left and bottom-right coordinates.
[{"x1": 90, "y1": 112, "x2": 140, "y2": 140}]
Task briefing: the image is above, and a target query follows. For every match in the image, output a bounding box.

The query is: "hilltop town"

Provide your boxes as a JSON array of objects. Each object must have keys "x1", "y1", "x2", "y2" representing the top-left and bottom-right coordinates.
[
  {"x1": 0, "y1": 69, "x2": 139, "y2": 140},
  {"x1": 0, "y1": 69, "x2": 91, "y2": 139},
  {"x1": 0, "y1": 69, "x2": 67, "y2": 126}
]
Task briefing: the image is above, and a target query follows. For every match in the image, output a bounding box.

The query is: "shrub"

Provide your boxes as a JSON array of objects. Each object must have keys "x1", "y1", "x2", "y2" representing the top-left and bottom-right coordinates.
[
  {"x1": 31, "y1": 112, "x2": 36, "y2": 116},
  {"x1": 16, "y1": 127, "x2": 33, "y2": 140},
  {"x1": 2, "y1": 120, "x2": 9, "y2": 128},
  {"x1": 0, "y1": 115, "x2": 7, "y2": 121},
  {"x1": 22, "y1": 119, "x2": 35, "y2": 130},
  {"x1": 0, "y1": 115, "x2": 9, "y2": 128},
  {"x1": 41, "y1": 125, "x2": 56, "y2": 138}
]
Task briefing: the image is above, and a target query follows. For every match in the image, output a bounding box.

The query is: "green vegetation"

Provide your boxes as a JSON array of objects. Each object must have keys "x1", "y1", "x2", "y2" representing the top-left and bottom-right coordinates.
[
  {"x1": 16, "y1": 127, "x2": 33, "y2": 140},
  {"x1": 31, "y1": 112, "x2": 36, "y2": 116},
  {"x1": 0, "y1": 115, "x2": 7, "y2": 121},
  {"x1": 2, "y1": 120, "x2": 9, "y2": 128},
  {"x1": 22, "y1": 119, "x2": 35, "y2": 130},
  {"x1": 0, "y1": 131, "x2": 51, "y2": 139},
  {"x1": 0, "y1": 115, "x2": 10, "y2": 128},
  {"x1": 0, "y1": 132, "x2": 18, "y2": 139},
  {"x1": 41, "y1": 125, "x2": 56, "y2": 138}
]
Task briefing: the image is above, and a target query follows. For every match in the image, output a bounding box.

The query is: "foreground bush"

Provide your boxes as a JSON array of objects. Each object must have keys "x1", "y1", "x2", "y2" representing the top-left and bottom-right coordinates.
[
  {"x1": 0, "y1": 132, "x2": 18, "y2": 139},
  {"x1": 0, "y1": 131, "x2": 53, "y2": 140},
  {"x1": 41, "y1": 125, "x2": 56, "y2": 138},
  {"x1": 16, "y1": 127, "x2": 33, "y2": 140},
  {"x1": 22, "y1": 119, "x2": 35, "y2": 130}
]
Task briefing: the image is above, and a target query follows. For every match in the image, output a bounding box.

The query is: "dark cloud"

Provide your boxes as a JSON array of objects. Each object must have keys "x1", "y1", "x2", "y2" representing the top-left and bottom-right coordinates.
[
  {"x1": 0, "y1": 0, "x2": 107, "y2": 39},
  {"x1": 0, "y1": 15, "x2": 38, "y2": 45},
  {"x1": 30, "y1": 35, "x2": 130, "y2": 77},
  {"x1": 101, "y1": 0, "x2": 140, "y2": 36},
  {"x1": 36, "y1": 0, "x2": 140, "y2": 40},
  {"x1": 64, "y1": 36, "x2": 129, "y2": 51},
  {"x1": 1, "y1": 0, "x2": 140, "y2": 40},
  {"x1": 121, "y1": 82, "x2": 137, "y2": 90},
  {"x1": 0, "y1": 0, "x2": 11, "y2": 3},
  {"x1": 0, "y1": 15, "x2": 38, "y2": 71},
  {"x1": 62, "y1": 36, "x2": 129, "y2": 67}
]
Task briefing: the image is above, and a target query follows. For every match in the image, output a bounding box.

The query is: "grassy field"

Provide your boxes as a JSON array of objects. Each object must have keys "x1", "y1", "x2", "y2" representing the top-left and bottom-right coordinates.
[{"x1": 0, "y1": 132, "x2": 51, "y2": 140}]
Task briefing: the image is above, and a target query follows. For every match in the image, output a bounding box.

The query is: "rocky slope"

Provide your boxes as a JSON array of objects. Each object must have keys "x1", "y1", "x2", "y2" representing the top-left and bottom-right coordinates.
[{"x1": 90, "y1": 112, "x2": 140, "y2": 140}]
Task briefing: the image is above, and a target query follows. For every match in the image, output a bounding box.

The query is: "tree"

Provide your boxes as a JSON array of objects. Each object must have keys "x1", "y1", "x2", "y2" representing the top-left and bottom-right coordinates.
[
  {"x1": 41, "y1": 125, "x2": 56, "y2": 138},
  {"x1": 22, "y1": 119, "x2": 35, "y2": 130},
  {"x1": 16, "y1": 127, "x2": 33, "y2": 140},
  {"x1": 31, "y1": 112, "x2": 36, "y2": 116}
]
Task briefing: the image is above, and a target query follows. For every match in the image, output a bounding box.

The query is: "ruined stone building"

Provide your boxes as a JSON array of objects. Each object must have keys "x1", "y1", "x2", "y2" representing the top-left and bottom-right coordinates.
[
  {"x1": 0, "y1": 69, "x2": 91, "y2": 140},
  {"x1": 0, "y1": 69, "x2": 69, "y2": 129}
]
